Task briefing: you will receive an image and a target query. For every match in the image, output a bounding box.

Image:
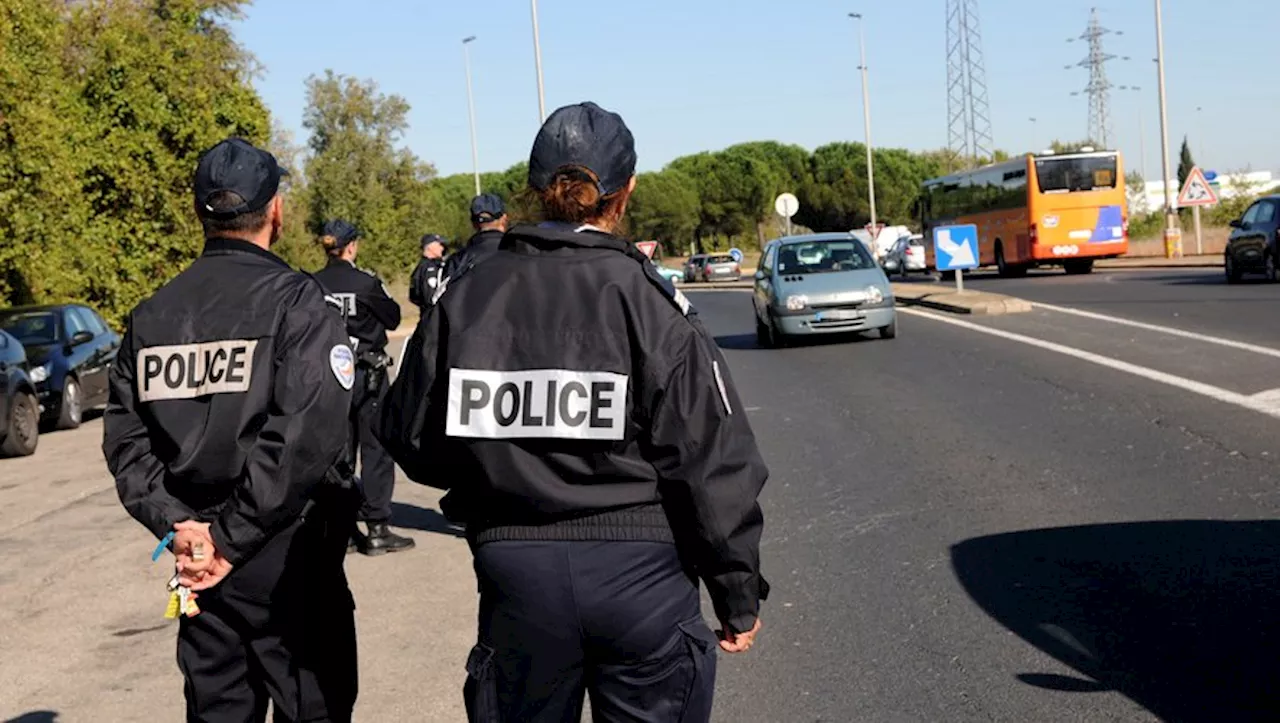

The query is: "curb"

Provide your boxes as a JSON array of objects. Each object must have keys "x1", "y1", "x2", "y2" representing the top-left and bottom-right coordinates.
[{"x1": 891, "y1": 284, "x2": 1032, "y2": 316}]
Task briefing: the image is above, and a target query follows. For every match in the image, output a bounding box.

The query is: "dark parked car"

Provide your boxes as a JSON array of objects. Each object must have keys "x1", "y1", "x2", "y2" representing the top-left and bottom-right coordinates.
[
  {"x1": 0, "y1": 304, "x2": 120, "y2": 429},
  {"x1": 683, "y1": 254, "x2": 709, "y2": 283},
  {"x1": 1225, "y1": 195, "x2": 1280, "y2": 283},
  {"x1": 0, "y1": 329, "x2": 39, "y2": 457}
]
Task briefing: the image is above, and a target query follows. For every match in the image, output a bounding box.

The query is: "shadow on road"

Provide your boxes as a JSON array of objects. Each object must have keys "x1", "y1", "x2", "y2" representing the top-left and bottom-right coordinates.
[
  {"x1": 952, "y1": 521, "x2": 1280, "y2": 721},
  {"x1": 715, "y1": 332, "x2": 878, "y2": 352},
  {"x1": 391, "y1": 502, "x2": 465, "y2": 538},
  {"x1": 4, "y1": 712, "x2": 59, "y2": 723}
]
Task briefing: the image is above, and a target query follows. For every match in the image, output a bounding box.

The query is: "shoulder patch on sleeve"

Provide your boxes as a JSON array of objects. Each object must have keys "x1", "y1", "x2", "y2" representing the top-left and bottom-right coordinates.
[
  {"x1": 638, "y1": 261, "x2": 693, "y2": 317},
  {"x1": 330, "y1": 345, "x2": 355, "y2": 390}
]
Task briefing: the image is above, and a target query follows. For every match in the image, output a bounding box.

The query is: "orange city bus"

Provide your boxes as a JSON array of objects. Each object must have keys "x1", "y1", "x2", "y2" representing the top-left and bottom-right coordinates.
[{"x1": 920, "y1": 149, "x2": 1129, "y2": 276}]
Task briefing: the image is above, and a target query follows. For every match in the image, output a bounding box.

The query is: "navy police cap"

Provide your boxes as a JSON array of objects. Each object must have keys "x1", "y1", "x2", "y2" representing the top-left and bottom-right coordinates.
[
  {"x1": 528, "y1": 102, "x2": 637, "y2": 197},
  {"x1": 194, "y1": 138, "x2": 288, "y2": 219}
]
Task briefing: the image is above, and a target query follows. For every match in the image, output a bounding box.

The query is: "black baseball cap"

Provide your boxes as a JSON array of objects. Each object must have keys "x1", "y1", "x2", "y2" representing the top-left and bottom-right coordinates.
[
  {"x1": 323, "y1": 219, "x2": 360, "y2": 248},
  {"x1": 470, "y1": 194, "x2": 506, "y2": 223},
  {"x1": 421, "y1": 233, "x2": 446, "y2": 248},
  {"x1": 194, "y1": 138, "x2": 288, "y2": 219},
  {"x1": 528, "y1": 102, "x2": 637, "y2": 196}
]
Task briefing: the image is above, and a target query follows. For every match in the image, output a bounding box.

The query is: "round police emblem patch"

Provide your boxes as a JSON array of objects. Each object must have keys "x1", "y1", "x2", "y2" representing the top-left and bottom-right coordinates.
[{"x1": 330, "y1": 345, "x2": 355, "y2": 391}]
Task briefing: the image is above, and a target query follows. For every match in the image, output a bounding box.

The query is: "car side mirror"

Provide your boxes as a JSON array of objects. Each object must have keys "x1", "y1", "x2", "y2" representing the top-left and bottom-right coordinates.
[
  {"x1": 70, "y1": 330, "x2": 94, "y2": 347},
  {"x1": 1230, "y1": 219, "x2": 1243, "y2": 229},
  {"x1": 754, "y1": 270, "x2": 766, "y2": 281}
]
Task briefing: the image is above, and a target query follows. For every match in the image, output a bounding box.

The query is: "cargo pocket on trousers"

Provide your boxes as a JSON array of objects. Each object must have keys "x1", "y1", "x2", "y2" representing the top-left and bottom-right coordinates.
[
  {"x1": 675, "y1": 617, "x2": 719, "y2": 723},
  {"x1": 464, "y1": 643, "x2": 501, "y2": 723}
]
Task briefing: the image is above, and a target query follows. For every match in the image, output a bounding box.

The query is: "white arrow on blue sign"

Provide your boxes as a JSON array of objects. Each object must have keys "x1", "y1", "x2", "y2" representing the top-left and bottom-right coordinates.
[{"x1": 933, "y1": 224, "x2": 980, "y2": 271}]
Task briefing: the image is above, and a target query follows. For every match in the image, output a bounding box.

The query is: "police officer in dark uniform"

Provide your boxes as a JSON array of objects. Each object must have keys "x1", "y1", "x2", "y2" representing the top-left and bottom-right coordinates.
[
  {"x1": 312, "y1": 220, "x2": 415, "y2": 556},
  {"x1": 409, "y1": 233, "x2": 448, "y2": 312},
  {"x1": 103, "y1": 138, "x2": 359, "y2": 722},
  {"x1": 442, "y1": 193, "x2": 508, "y2": 279},
  {"x1": 380, "y1": 103, "x2": 768, "y2": 722}
]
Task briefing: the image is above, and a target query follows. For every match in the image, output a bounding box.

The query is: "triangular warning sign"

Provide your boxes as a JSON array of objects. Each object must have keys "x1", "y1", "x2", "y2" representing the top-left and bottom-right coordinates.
[
  {"x1": 1178, "y1": 167, "x2": 1219, "y2": 208},
  {"x1": 635, "y1": 241, "x2": 659, "y2": 259}
]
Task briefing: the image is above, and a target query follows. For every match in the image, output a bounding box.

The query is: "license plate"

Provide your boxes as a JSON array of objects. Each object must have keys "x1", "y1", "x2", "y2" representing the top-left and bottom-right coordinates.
[{"x1": 816, "y1": 309, "x2": 864, "y2": 321}]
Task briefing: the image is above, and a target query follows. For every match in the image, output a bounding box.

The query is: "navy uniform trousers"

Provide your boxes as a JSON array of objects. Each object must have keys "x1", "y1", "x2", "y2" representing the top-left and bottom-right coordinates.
[
  {"x1": 465, "y1": 540, "x2": 718, "y2": 723},
  {"x1": 353, "y1": 367, "x2": 395, "y2": 523},
  {"x1": 177, "y1": 494, "x2": 359, "y2": 722}
]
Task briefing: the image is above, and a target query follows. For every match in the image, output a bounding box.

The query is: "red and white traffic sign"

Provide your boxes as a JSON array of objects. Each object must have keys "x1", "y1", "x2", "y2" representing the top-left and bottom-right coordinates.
[
  {"x1": 865, "y1": 223, "x2": 886, "y2": 240},
  {"x1": 635, "y1": 240, "x2": 659, "y2": 259},
  {"x1": 1177, "y1": 167, "x2": 1219, "y2": 208}
]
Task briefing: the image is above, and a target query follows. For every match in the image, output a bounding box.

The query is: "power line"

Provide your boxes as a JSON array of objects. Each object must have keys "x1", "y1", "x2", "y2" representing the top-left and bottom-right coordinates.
[{"x1": 1067, "y1": 8, "x2": 1128, "y2": 149}]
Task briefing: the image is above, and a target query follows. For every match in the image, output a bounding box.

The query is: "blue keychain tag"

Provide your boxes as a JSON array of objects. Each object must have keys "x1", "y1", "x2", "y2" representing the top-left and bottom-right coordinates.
[{"x1": 152, "y1": 531, "x2": 176, "y2": 562}]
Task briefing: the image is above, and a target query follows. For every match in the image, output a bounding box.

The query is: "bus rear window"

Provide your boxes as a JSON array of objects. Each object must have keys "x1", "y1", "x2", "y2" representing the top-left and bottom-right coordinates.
[{"x1": 1035, "y1": 156, "x2": 1118, "y2": 194}]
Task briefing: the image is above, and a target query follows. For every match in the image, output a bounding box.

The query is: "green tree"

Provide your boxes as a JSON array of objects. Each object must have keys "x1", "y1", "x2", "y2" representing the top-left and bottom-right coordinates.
[
  {"x1": 1177, "y1": 136, "x2": 1196, "y2": 191},
  {"x1": 628, "y1": 170, "x2": 701, "y2": 255},
  {"x1": 302, "y1": 71, "x2": 436, "y2": 279}
]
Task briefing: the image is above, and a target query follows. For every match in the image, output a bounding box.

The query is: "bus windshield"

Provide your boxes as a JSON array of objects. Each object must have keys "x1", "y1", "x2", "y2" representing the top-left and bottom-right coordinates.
[{"x1": 1035, "y1": 155, "x2": 1118, "y2": 194}]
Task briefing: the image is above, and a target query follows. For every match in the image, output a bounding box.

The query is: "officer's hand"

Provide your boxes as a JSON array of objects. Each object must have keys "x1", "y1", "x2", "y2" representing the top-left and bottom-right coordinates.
[
  {"x1": 718, "y1": 617, "x2": 762, "y2": 654},
  {"x1": 188, "y1": 554, "x2": 234, "y2": 592},
  {"x1": 173, "y1": 520, "x2": 215, "y2": 583}
]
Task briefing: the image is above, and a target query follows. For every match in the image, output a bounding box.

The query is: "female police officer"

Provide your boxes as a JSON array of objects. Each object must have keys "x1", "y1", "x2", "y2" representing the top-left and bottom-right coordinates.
[
  {"x1": 380, "y1": 102, "x2": 769, "y2": 722},
  {"x1": 312, "y1": 220, "x2": 415, "y2": 556}
]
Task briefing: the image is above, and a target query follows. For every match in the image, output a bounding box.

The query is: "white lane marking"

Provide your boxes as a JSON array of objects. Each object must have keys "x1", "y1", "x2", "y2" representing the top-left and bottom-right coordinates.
[
  {"x1": 1032, "y1": 301, "x2": 1280, "y2": 360},
  {"x1": 900, "y1": 308, "x2": 1280, "y2": 420}
]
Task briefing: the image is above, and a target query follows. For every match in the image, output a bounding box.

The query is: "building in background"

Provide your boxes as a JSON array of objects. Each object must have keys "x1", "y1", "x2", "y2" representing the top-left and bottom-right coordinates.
[{"x1": 1128, "y1": 171, "x2": 1276, "y2": 215}]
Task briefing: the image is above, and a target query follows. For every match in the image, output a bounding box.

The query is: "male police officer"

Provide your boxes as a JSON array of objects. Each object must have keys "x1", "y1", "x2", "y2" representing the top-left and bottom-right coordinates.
[
  {"x1": 103, "y1": 137, "x2": 359, "y2": 722},
  {"x1": 313, "y1": 220, "x2": 415, "y2": 556},
  {"x1": 409, "y1": 234, "x2": 448, "y2": 312},
  {"x1": 443, "y1": 193, "x2": 508, "y2": 279}
]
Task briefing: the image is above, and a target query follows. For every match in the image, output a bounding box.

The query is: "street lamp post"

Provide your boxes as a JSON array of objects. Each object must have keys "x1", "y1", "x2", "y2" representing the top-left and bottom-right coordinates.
[
  {"x1": 1153, "y1": 0, "x2": 1179, "y2": 257},
  {"x1": 462, "y1": 36, "x2": 481, "y2": 196},
  {"x1": 850, "y1": 12, "x2": 878, "y2": 240},
  {"x1": 530, "y1": 0, "x2": 547, "y2": 123}
]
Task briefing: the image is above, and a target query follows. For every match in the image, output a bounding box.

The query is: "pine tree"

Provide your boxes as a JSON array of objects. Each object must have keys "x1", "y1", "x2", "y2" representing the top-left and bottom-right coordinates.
[{"x1": 1177, "y1": 136, "x2": 1197, "y2": 191}]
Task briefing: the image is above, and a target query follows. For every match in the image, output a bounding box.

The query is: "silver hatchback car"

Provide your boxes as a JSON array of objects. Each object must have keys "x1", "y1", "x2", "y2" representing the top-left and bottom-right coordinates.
[{"x1": 752, "y1": 233, "x2": 897, "y2": 348}]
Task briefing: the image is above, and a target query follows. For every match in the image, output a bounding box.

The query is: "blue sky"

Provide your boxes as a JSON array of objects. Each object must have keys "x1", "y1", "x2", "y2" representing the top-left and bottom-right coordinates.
[{"x1": 235, "y1": 0, "x2": 1277, "y2": 181}]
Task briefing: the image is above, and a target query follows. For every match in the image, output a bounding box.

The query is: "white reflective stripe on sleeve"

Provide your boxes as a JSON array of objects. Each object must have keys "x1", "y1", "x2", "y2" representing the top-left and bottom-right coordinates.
[
  {"x1": 712, "y1": 360, "x2": 733, "y2": 415},
  {"x1": 446, "y1": 368, "x2": 629, "y2": 440}
]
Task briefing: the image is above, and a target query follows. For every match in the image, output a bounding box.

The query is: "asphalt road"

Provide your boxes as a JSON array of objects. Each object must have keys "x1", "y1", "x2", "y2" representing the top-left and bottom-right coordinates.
[
  {"x1": 693, "y1": 283, "x2": 1280, "y2": 723},
  {"x1": 7, "y1": 272, "x2": 1280, "y2": 722}
]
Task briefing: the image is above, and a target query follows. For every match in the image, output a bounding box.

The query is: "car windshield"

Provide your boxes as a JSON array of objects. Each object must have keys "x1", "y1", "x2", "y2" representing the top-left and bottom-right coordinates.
[
  {"x1": 0, "y1": 311, "x2": 60, "y2": 346},
  {"x1": 1035, "y1": 155, "x2": 1119, "y2": 193},
  {"x1": 777, "y1": 241, "x2": 875, "y2": 275}
]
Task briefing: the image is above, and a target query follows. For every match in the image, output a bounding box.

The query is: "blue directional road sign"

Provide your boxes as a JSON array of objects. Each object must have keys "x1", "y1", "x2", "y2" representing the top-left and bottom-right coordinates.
[
  {"x1": 728, "y1": 247, "x2": 744, "y2": 263},
  {"x1": 933, "y1": 224, "x2": 979, "y2": 271}
]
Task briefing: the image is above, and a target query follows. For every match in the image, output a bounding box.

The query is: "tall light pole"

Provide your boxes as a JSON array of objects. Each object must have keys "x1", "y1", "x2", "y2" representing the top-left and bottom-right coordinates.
[
  {"x1": 462, "y1": 36, "x2": 481, "y2": 196},
  {"x1": 530, "y1": 0, "x2": 547, "y2": 123},
  {"x1": 1154, "y1": 0, "x2": 1178, "y2": 254},
  {"x1": 850, "y1": 12, "x2": 878, "y2": 239}
]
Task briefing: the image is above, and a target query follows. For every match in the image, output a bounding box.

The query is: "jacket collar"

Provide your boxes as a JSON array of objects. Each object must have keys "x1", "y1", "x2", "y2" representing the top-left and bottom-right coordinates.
[
  {"x1": 501, "y1": 223, "x2": 632, "y2": 254},
  {"x1": 202, "y1": 237, "x2": 290, "y2": 268}
]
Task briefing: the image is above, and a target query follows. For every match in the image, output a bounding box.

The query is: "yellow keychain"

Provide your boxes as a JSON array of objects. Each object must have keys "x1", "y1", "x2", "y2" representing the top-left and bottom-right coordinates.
[{"x1": 164, "y1": 591, "x2": 181, "y2": 619}]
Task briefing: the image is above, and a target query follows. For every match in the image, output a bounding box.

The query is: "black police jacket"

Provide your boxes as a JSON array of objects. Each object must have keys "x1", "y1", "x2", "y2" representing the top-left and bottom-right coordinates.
[
  {"x1": 442, "y1": 228, "x2": 503, "y2": 280},
  {"x1": 102, "y1": 238, "x2": 355, "y2": 565},
  {"x1": 409, "y1": 257, "x2": 444, "y2": 310},
  {"x1": 313, "y1": 258, "x2": 402, "y2": 354},
  {"x1": 379, "y1": 223, "x2": 769, "y2": 633}
]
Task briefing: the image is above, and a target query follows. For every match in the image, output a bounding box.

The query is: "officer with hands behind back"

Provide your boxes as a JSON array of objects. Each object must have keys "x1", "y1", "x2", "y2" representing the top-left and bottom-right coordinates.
[
  {"x1": 312, "y1": 220, "x2": 415, "y2": 556},
  {"x1": 103, "y1": 137, "x2": 360, "y2": 722},
  {"x1": 409, "y1": 233, "x2": 448, "y2": 312},
  {"x1": 380, "y1": 102, "x2": 769, "y2": 723}
]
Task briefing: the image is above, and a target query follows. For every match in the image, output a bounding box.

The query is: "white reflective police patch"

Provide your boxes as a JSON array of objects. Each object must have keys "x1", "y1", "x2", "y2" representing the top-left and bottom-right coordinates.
[
  {"x1": 136, "y1": 340, "x2": 259, "y2": 403},
  {"x1": 446, "y1": 369, "x2": 629, "y2": 440},
  {"x1": 327, "y1": 292, "x2": 358, "y2": 319},
  {"x1": 712, "y1": 360, "x2": 733, "y2": 415},
  {"x1": 330, "y1": 345, "x2": 356, "y2": 390},
  {"x1": 427, "y1": 276, "x2": 439, "y2": 289},
  {"x1": 431, "y1": 275, "x2": 451, "y2": 305},
  {"x1": 672, "y1": 288, "x2": 692, "y2": 316}
]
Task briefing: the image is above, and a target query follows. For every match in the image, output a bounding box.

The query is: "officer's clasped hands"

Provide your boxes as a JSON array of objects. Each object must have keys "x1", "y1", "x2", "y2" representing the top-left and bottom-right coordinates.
[{"x1": 172, "y1": 520, "x2": 234, "y2": 592}]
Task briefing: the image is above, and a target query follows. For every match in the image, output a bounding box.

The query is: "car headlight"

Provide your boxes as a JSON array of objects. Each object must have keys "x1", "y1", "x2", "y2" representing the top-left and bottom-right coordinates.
[
  {"x1": 865, "y1": 286, "x2": 885, "y2": 306},
  {"x1": 785, "y1": 295, "x2": 809, "y2": 311},
  {"x1": 29, "y1": 365, "x2": 49, "y2": 384}
]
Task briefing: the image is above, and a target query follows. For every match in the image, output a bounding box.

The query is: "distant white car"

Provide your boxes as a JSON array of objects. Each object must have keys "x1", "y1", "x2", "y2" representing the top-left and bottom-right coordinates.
[{"x1": 882, "y1": 235, "x2": 927, "y2": 276}]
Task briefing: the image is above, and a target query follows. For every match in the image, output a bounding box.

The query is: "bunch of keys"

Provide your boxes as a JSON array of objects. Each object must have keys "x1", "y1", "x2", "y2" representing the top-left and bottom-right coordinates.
[{"x1": 163, "y1": 573, "x2": 201, "y2": 619}]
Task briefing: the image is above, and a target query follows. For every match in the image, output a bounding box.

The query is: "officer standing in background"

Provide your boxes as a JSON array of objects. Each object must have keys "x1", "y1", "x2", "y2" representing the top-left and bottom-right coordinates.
[
  {"x1": 103, "y1": 138, "x2": 359, "y2": 722},
  {"x1": 409, "y1": 233, "x2": 448, "y2": 311},
  {"x1": 313, "y1": 220, "x2": 416, "y2": 556},
  {"x1": 442, "y1": 193, "x2": 508, "y2": 279},
  {"x1": 380, "y1": 103, "x2": 768, "y2": 722}
]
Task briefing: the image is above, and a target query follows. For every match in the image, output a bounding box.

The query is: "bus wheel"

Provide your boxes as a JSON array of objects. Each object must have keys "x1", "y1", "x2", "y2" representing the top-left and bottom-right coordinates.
[
  {"x1": 995, "y1": 243, "x2": 1027, "y2": 278},
  {"x1": 1064, "y1": 259, "x2": 1095, "y2": 275}
]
